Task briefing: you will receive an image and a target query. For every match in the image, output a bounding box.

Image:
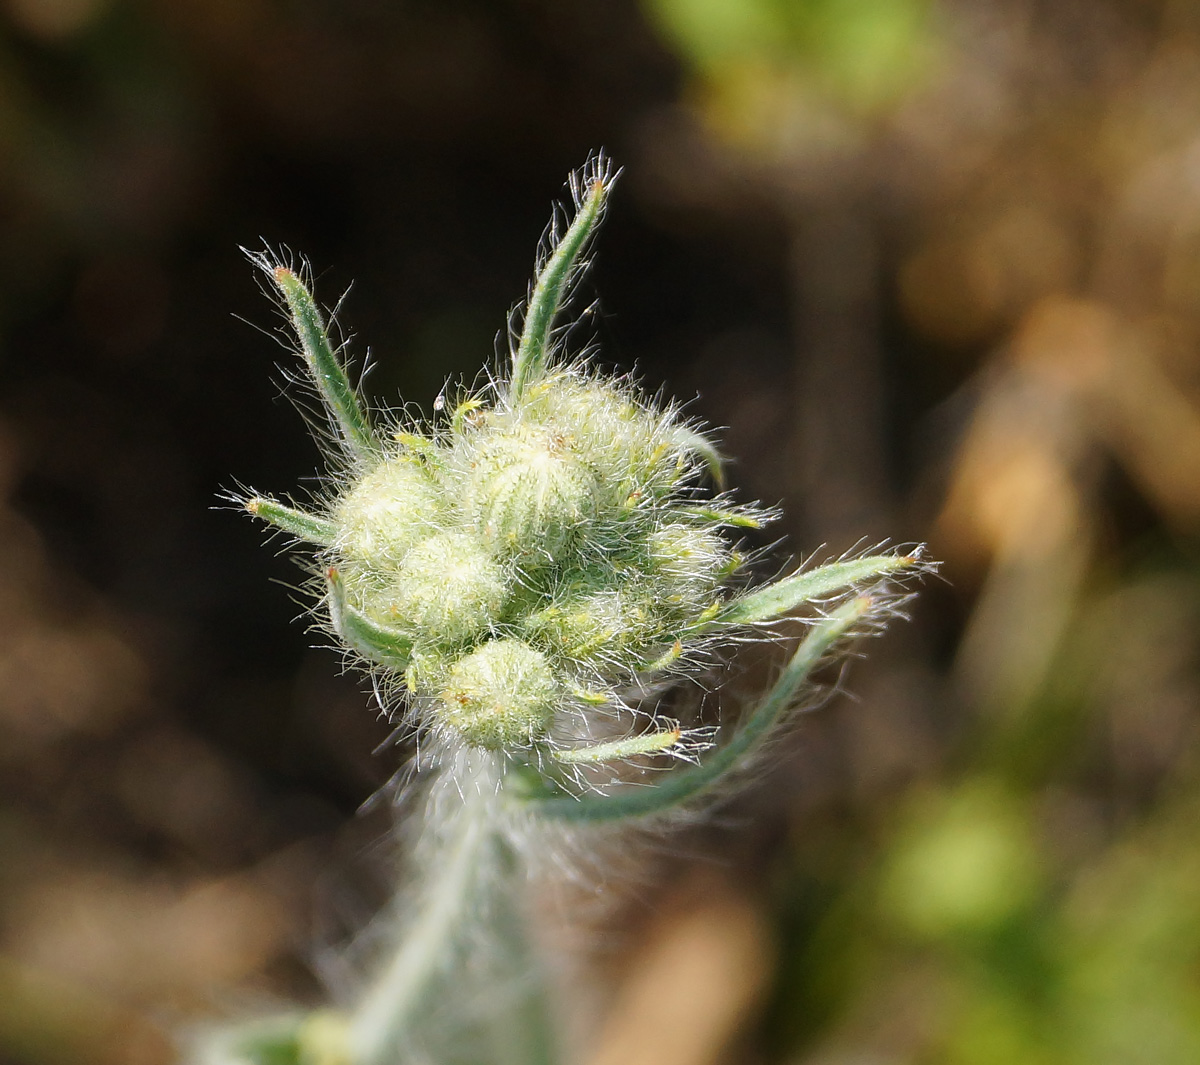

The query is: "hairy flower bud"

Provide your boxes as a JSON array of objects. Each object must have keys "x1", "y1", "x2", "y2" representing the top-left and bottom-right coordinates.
[
  {"x1": 387, "y1": 531, "x2": 506, "y2": 645},
  {"x1": 645, "y1": 525, "x2": 728, "y2": 612},
  {"x1": 520, "y1": 375, "x2": 690, "y2": 505},
  {"x1": 335, "y1": 456, "x2": 442, "y2": 568},
  {"x1": 524, "y1": 586, "x2": 658, "y2": 667},
  {"x1": 463, "y1": 426, "x2": 599, "y2": 561},
  {"x1": 242, "y1": 156, "x2": 924, "y2": 768},
  {"x1": 436, "y1": 638, "x2": 559, "y2": 748}
]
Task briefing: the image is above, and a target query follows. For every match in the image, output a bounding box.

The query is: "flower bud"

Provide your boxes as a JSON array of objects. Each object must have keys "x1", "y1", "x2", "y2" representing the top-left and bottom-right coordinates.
[
  {"x1": 435, "y1": 638, "x2": 559, "y2": 749},
  {"x1": 384, "y1": 530, "x2": 507, "y2": 645},
  {"x1": 240, "y1": 158, "x2": 924, "y2": 783},
  {"x1": 466, "y1": 428, "x2": 598, "y2": 561},
  {"x1": 523, "y1": 375, "x2": 693, "y2": 504},
  {"x1": 524, "y1": 587, "x2": 660, "y2": 665},
  {"x1": 335, "y1": 456, "x2": 442, "y2": 568},
  {"x1": 646, "y1": 525, "x2": 729, "y2": 613}
]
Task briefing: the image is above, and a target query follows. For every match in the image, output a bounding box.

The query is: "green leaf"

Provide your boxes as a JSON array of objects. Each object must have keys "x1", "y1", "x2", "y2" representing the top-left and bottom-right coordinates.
[
  {"x1": 553, "y1": 727, "x2": 683, "y2": 765},
  {"x1": 270, "y1": 265, "x2": 378, "y2": 459},
  {"x1": 520, "y1": 596, "x2": 872, "y2": 822},
  {"x1": 682, "y1": 505, "x2": 763, "y2": 528},
  {"x1": 246, "y1": 497, "x2": 337, "y2": 546},
  {"x1": 327, "y1": 568, "x2": 413, "y2": 668},
  {"x1": 509, "y1": 160, "x2": 613, "y2": 399},
  {"x1": 670, "y1": 424, "x2": 725, "y2": 486},
  {"x1": 718, "y1": 553, "x2": 918, "y2": 625}
]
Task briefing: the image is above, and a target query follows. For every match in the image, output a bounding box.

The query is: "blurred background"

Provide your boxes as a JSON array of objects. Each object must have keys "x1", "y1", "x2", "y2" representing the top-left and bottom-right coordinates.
[{"x1": 3, "y1": 0, "x2": 1200, "y2": 1062}]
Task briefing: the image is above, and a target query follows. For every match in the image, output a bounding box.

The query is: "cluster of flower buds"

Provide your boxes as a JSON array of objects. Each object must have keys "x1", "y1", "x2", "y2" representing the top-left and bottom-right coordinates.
[{"x1": 242, "y1": 156, "x2": 919, "y2": 783}]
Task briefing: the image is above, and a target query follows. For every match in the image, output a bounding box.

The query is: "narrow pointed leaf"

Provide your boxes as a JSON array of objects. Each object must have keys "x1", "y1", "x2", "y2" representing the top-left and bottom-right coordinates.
[
  {"x1": 246, "y1": 497, "x2": 337, "y2": 546},
  {"x1": 638, "y1": 639, "x2": 683, "y2": 674},
  {"x1": 521, "y1": 596, "x2": 871, "y2": 821},
  {"x1": 682, "y1": 506, "x2": 763, "y2": 528},
  {"x1": 271, "y1": 266, "x2": 378, "y2": 458},
  {"x1": 510, "y1": 171, "x2": 610, "y2": 399},
  {"x1": 671, "y1": 424, "x2": 725, "y2": 486},
  {"x1": 553, "y1": 728, "x2": 682, "y2": 765},
  {"x1": 327, "y1": 568, "x2": 413, "y2": 667},
  {"x1": 718, "y1": 554, "x2": 918, "y2": 626}
]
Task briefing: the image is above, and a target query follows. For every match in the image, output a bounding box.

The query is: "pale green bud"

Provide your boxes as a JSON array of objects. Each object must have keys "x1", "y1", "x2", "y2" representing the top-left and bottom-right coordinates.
[
  {"x1": 465, "y1": 427, "x2": 599, "y2": 561},
  {"x1": 523, "y1": 587, "x2": 660, "y2": 664},
  {"x1": 241, "y1": 160, "x2": 926, "y2": 779},
  {"x1": 383, "y1": 530, "x2": 507, "y2": 645},
  {"x1": 646, "y1": 525, "x2": 729, "y2": 613},
  {"x1": 402, "y1": 646, "x2": 452, "y2": 695},
  {"x1": 334, "y1": 455, "x2": 443, "y2": 568},
  {"x1": 522, "y1": 375, "x2": 695, "y2": 505},
  {"x1": 435, "y1": 638, "x2": 559, "y2": 749}
]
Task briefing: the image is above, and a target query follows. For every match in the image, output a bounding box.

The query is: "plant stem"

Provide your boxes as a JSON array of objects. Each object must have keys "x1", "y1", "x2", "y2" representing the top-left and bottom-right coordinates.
[
  {"x1": 485, "y1": 839, "x2": 560, "y2": 1065},
  {"x1": 347, "y1": 759, "x2": 497, "y2": 1065}
]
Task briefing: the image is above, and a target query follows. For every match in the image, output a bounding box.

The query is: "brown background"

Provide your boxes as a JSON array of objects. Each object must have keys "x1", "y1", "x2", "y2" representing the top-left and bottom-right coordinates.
[{"x1": 2, "y1": 2, "x2": 1200, "y2": 1063}]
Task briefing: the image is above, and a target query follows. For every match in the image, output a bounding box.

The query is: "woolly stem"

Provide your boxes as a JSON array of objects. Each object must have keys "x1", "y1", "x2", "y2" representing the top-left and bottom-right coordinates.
[
  {"x1": 347, "y1": 758, "x2": 502, "y2": 1065},
  {"x1": 483, "y1": 840, "x2": 560, "y2": 1065}
]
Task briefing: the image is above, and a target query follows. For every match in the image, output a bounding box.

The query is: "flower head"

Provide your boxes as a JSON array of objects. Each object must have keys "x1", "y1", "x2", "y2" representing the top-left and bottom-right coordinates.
[{"x1": 241, "y1": 155, "x2": 924, "y2": 792}]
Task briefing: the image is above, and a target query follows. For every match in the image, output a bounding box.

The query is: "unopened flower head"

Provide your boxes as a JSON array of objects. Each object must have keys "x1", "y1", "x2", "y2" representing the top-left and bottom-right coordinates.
[{"x1": 241, "y1": 155, "x2": 923, "y2": 781}]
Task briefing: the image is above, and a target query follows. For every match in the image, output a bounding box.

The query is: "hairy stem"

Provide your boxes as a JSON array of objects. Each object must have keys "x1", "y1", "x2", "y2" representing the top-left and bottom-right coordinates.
[{"x1": 347, "y1": 758, "x2": 499, "y2": 1065}]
